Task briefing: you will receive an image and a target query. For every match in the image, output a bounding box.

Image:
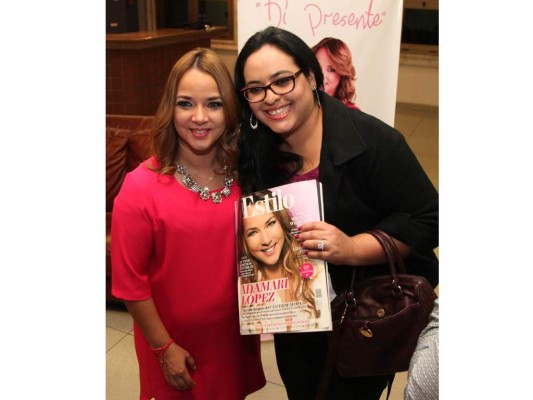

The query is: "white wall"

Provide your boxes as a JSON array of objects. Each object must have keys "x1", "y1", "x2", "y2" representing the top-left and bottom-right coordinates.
[{"x1": 396, "y1": 53, "x2": 438, "y2": 107}]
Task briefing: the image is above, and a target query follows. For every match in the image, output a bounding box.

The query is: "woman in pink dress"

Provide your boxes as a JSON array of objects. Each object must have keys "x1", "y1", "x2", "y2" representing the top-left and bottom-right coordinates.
[{"x1": 111, "y1": 48, "x2": 266, "y2": 399}]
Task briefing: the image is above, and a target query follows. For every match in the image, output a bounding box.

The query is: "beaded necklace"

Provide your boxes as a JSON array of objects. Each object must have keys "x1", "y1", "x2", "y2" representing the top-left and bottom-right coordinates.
[{"x1": 175, "y1": 162, "x2": 234, "y2": 204}]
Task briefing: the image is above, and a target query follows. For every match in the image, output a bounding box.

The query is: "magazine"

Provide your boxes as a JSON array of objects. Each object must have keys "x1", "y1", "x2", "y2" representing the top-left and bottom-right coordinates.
[{"x1": 236, "y1": 180, "x2": 332, "y2": 335}]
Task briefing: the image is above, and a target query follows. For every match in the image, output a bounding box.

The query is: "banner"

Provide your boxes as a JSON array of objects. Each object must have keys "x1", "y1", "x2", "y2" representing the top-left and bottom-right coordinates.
[{"x1": 237, "y1": 0, "x2": 403, "y2": 126}]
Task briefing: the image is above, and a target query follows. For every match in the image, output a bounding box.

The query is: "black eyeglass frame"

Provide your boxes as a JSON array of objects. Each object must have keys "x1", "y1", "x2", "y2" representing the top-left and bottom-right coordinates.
[{"x1": 241, "y1": 70, "x2": 304, "y2": 103}]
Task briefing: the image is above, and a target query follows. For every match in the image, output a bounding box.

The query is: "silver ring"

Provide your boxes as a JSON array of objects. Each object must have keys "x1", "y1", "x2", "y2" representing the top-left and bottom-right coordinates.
[{"x1": 317, "y1": 239, "x2": 324, "y2": 251}]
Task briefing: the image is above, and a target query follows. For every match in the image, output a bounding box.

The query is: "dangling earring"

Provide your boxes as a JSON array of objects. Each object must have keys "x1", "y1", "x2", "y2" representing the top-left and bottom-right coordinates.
[
  {"x1": 313, "y1": 86, "x2": 321, "y2": 108},
  {"x1": 250, "y1": 113, "x2": 258, "y2": 130}
]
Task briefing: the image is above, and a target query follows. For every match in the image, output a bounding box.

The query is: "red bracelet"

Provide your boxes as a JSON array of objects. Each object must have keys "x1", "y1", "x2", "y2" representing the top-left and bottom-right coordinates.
[{"x1": 152, "y1": 338, "x2": 174, "y2": 366}]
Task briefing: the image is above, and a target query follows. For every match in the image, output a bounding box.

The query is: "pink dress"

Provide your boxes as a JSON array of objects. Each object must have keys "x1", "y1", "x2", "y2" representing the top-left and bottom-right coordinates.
[
  {"x1": 112, "y1": 157, "x2": 266, "y2": 400},
  {"x1": 345, "y1": 101, "x2": 360, "y2": 110}
]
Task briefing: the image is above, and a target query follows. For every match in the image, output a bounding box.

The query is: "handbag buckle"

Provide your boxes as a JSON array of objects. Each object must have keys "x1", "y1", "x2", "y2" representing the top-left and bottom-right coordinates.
[
  {"x1": 359, "y1": 325, "x2": 373, "y2": 338},
  {"x1": 359, "y1": 321, "x2": 373, "y2": 338},
  {"x1": 391, "y1": 279, "x2": 402, "y2": 296}
]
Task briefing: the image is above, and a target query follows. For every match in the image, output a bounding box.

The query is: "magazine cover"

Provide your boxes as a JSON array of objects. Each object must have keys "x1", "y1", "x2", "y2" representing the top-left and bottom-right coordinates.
[{"x1": 236, "y1": 180, "x2": 332, "y2": 335}]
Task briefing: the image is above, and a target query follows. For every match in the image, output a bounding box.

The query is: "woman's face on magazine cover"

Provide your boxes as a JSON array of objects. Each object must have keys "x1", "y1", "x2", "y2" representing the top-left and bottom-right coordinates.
[
  {"x1": 243, "y1": 206, "x2": 285, "y2": 267},
  {"x1": 314, "y1": 47, "x2": 341, "y2": 98}
]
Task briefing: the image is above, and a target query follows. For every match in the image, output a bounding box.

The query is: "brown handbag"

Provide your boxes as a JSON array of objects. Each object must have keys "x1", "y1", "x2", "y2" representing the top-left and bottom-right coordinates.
[{"x1": 316, "y1": 229, "x2": 437, "y2": 399}]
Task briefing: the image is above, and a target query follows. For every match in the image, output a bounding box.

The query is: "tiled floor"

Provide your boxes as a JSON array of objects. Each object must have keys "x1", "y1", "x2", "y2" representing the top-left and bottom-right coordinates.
[{"x1": 106, "y1": 102, "x2": 439, "y2": 400}]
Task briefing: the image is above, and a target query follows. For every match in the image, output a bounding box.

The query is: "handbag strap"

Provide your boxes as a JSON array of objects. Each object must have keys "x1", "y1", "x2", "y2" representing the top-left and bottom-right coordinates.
[{"x1": 367, "y1": 228, "x2": 407, "y2": 275}]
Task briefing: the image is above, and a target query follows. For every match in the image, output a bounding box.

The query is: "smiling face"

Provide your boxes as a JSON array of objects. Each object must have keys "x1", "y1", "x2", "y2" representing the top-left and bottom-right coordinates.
[
  {"x1": 314, "y1": 47, "x2": 341, "y2": 97},
  {"x1": 173, "y1": 68, "x2": 227, "y2": 157},
  {"x1": 243, "y1": 206, "x2": 286, "y2": 268},
  {"x1": 243, "y1": 45, "x2": 317, "y2": 138}
]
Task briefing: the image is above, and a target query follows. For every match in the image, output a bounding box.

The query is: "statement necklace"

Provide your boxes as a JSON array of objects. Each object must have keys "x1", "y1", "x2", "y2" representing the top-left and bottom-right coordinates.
[{"x1": 175, "y1": 162, "x2": 234, "y2": 204}]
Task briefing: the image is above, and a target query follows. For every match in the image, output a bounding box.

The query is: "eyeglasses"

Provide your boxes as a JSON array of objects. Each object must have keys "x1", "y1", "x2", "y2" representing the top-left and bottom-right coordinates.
[{"x1": 241, "y1": 70, "x2": 303, "y2": 103}]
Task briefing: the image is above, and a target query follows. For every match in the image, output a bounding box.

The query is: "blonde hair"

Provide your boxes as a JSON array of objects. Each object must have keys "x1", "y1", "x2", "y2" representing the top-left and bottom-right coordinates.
[
  {"x1": 151, "y1": 48, "x2": 240, "y2": 175},
  {"x1": 238, "y1": 191, "x2": 320, "y2": 319}
]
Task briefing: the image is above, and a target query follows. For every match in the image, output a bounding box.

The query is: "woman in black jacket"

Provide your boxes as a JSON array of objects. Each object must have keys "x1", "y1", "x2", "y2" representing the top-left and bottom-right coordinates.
[{"x1": 234, "y1": 26, "x2": 438, "y2": 400}]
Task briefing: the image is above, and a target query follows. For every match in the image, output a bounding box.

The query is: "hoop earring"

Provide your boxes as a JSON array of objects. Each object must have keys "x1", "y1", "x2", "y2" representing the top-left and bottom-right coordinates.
[
  {"x1": 313, "y1": 86, "x2": 321, "y2": 108},
  {"x1": 250, "y1": 113, "x2": 258, "y2": 130}
]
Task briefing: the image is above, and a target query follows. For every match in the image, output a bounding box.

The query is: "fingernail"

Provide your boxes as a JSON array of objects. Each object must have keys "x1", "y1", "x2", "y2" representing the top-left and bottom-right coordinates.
[
  {"x1": 294, "y1": 234, "x2": 299, "y2": 239},
  {"x1": 297, "y1": 226, "x2": 302, "y2": 231}
]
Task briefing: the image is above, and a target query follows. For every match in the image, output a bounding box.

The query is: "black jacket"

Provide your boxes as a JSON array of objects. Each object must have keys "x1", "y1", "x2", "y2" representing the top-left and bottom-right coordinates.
[{"x1": 318, "y1": 94, "x2": 439, "y2": 291}]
